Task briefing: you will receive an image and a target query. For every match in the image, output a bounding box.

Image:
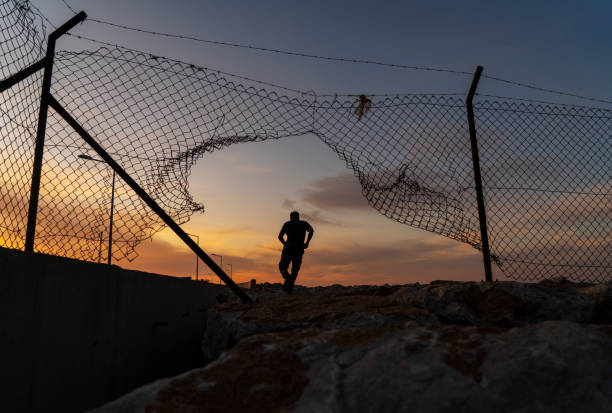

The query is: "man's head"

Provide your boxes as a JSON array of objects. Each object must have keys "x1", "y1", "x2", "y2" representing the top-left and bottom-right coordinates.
[{"x1": 290, "y1": 211, "x2": 299, "y2": 221}]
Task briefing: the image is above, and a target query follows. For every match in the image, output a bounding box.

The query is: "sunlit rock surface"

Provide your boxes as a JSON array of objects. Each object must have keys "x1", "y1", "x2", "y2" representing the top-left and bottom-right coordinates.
[{"x1": 91, "y1": 280, "x2": 612, "y2": 413}]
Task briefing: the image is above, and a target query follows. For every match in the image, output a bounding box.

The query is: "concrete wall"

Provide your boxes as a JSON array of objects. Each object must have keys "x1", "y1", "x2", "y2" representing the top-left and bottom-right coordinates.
[{"x1": 0, "y1": 247, "x2": 229, "y2": 412}]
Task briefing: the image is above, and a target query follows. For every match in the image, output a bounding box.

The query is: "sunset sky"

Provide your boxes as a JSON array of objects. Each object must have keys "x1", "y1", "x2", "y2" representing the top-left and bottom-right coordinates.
[{"x1": 30, "y1": 0, "x2": 612, "y2": 286}]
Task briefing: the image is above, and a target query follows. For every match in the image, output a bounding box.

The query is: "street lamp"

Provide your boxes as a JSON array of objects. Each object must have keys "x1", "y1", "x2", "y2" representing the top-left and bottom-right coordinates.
[
  {"x1": 187, "y1": 233, "x2": 200, "y2": 280},
  {"x1": 226, "y1": 263, "x2": 232, "y2": 280},
  {"x1": 97, "y1": 231, "x2": 103, "y2": 263},
  {"x1": 211, "y1": 253, "x2": 222, "y2": 284},
  {"x1": 78, "y1": 154, "x2": 116, "y2": 265}
]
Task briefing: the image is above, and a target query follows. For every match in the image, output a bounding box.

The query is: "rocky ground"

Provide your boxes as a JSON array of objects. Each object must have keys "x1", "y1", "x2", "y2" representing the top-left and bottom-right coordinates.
[{"x1": 92, "y1": 280, "x2": 612, "y2": 413}]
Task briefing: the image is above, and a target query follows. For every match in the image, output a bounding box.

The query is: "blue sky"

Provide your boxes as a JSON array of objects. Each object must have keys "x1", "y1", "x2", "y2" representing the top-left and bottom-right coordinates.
[
  {"x1": 37, "y1": 0, "x2": 612, "y2": 101},
  {"x1": 28, "y1": 0, "x2": 612, "y2": 284}
]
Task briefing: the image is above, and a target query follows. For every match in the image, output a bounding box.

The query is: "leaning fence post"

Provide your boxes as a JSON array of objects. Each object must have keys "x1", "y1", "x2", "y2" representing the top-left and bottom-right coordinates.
[
  {"x1": 47, "y1": 95, "x2": 253, "y2": 303},
  {"x1": 24, "y1": 12, "x2": 86, "y2": 252},
  {"x1": 466, "y1": 65, "x2": 493, "y2": 282}
]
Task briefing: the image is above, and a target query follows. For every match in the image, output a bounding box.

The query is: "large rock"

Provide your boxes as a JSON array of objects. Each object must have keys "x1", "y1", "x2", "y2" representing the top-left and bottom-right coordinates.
[
  {"x1": 202, "y1": 283, "x2": 437, "y2": 363},
  {"x1": 91, "y1": 281, "x2": 612, "y2": 412},
  {"x1": 394, "y1": 280, "x2": 595, "y2": 326}
]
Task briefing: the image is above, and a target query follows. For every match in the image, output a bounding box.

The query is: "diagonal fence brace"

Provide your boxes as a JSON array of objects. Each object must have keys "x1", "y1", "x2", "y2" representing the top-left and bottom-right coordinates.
[
  {"x1": 0, "y1": 57, "x2": 47, "y2": 94},
  {"x1": 48, "y1": 94, "x2": 253, "y2": 303}
]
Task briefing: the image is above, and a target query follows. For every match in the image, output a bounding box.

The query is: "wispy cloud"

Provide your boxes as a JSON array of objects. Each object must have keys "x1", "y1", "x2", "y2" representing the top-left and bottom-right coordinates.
[
  {"x1": 299, "y1": 174, "x2": 370, "y2": 210},
  {"x1": 292, "y1": 238, "x2": 503, "y2": 286},
  {"x1": 281, "y1": 198, "x2": 346, "y2": 227},
  {"x1": 121, "y1": 231, "x2": 506, "y2": 286},
  {"x1": 280, "y1": 173, "x2": 372, "y2": 227}
]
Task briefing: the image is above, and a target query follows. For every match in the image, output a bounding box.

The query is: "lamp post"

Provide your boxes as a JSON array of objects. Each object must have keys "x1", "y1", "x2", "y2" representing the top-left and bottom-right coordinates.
[
  {"x1": 226, "y1": 263, "x2": 232, "y2": 280},
  {"x1": 211, "y1": 253, "x2": 222, "y2": 284},
  {"x1": 187, "y1": 233, "x2": 200, "y2": 280},
  {"x1": 97, "y1": 231, "x2": 103, "y2": 263},
  {"x1": 78, "y1": 154, "x2": 116, "y2": 265}
]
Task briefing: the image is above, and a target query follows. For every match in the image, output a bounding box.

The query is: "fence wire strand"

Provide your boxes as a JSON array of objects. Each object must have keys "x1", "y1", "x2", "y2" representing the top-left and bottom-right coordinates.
[{"x1": 0, "y1": 0, "x2": 609, "y2": 282}]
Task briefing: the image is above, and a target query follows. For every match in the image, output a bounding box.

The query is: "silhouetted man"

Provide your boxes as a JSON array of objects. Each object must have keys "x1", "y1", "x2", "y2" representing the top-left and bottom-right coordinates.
[{"x1": 278, "y1": 211, "x2": 314, "y2": 293}]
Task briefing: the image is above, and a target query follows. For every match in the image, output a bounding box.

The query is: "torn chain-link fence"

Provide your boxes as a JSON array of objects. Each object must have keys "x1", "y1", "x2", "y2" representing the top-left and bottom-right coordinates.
[{"x1": 0, "y1": 0, "x2": 609, "y2": 283}]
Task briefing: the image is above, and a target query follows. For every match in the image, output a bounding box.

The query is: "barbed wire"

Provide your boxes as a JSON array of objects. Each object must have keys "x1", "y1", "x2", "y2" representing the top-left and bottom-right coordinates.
[
  {"x1": 65, "y1": 33, "x2": 320, "y2": 96},
  {"x1": 59, "y1": 0, "x2": 75, "y2": 14},
  {"x1": 65, "y1": 33, "x2": 468, "y2": 100},
  {"x1": 479, "y1": 74, "x2": 612, "y2": 106},
  {"x1": 85, "y1": 18, "x2": 474, "y2": 75},
  {"x1": 57, "y1": 0, "x2": 612, "y2": 106}
]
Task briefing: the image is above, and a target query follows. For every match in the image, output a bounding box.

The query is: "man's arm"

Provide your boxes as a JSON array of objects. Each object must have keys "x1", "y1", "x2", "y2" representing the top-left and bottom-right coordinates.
[
  {"x1": 278, "y1": 225, "x2": 286, "y2": 245},
  {"x1": 304, "y1": 224, "x2": 314, "y2": 249}
]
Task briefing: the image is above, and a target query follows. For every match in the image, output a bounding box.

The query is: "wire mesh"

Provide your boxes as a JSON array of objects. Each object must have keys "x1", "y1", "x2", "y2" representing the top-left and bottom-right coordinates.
[
  {"x1": 0, "y1": 0, "x2": 45, "y2": 251},
  {"x1": 47, "y1": 47, "x2": 483, "y2": 263},
  {"x1": 474, "y1": 100, "x2": 611, "y2": 281},
  {"x1": 0, "y1": 0, "x2": 609, "y2": 282}
]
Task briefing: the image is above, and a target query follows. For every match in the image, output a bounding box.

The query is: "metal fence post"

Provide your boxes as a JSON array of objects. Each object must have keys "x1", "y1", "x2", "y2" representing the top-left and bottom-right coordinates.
[
  {"x1": 466, "y1": 65, "x2": 493, "y2": 282},
  {"x1": 107, "y1": 170, "x2": 116, "y2": 265},
  {"x1": 24, "y1": 12, "x2": 86, "y2": 252}
]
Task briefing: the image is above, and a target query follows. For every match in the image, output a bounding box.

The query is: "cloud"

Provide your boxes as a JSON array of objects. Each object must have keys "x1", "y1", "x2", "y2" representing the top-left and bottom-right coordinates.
[
  {"x1": 119, "y1": 232, "x2": 504, "y2": 287},
  {"x1": 122, "y1": 234, "x2": 285, "y2": 283},
  {"x1": 279, "y1": 174, "x2": 372, "y2": 227},
  {"x1": 281, "y1": 198, "x2": 346, "y2": 227},
  {"x1": 296, "y1": 238, "x2": 506, "y2": 286},
  {"x1": 300, "y1": 210, "x2": 346, "y2": 227},
  {"x1": 299, "y1": 174, "x2": 370, "y2": 210},
  {"x1": 121, "y1": 238, "x2": 195, "y2": 276},
  {"x1": 306, "y1": 238, "x2": 471, "y2": 268}
]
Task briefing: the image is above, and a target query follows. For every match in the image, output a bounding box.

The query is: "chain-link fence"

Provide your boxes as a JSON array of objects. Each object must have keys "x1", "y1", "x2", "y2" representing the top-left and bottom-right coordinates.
[
  {"x1": 0, "y1": 0, "x2": 45, "y2": 251},
  {"x1": 475, "y1": 100, "x2": 610, "y2": 281},
  {"x1": 0, "y1": 0, "x2": 609, "y2": 283}
]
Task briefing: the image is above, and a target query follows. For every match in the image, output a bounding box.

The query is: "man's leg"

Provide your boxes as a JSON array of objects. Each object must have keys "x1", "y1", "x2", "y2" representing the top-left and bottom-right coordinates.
[
  {"x1": 285, "y1": 250, "x2": 303, "y2": 294},
  {"x1": 283, "y1": 274, "x2": 293, "y2": 293},
  {"x1": 284, "y1": 274, "x2": 296, "y2": 294},
  {"x1": 278, "y1": 248, "x2": 291, "y2": 280}
]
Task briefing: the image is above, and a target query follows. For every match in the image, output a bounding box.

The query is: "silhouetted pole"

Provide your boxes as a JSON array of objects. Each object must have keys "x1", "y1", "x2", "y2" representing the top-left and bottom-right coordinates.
[
  {"x1": 466, "y1": 65, "x2": 493, "y2": 282},
  {"x1": 48, "y1": 95, "x2": 252, "y2": 303},
  {"x1": 187, "y1": 233, "x2": 200, "y2": 280},
  {"x1": 24, "y1": 12, "x2": 87, "y2": 252},
  {"x1": 98, "y1": 232, "x2": 103, "y2": 263},
  {"x1": 78, "y1": 154, "x2": 116, "y2": 265},
  {"x1": 107, "y1": 169, "x2": 116, "y2": 265},
  {"x1": 212, "y1": 254, "x2": 223, "y2": 284}
]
